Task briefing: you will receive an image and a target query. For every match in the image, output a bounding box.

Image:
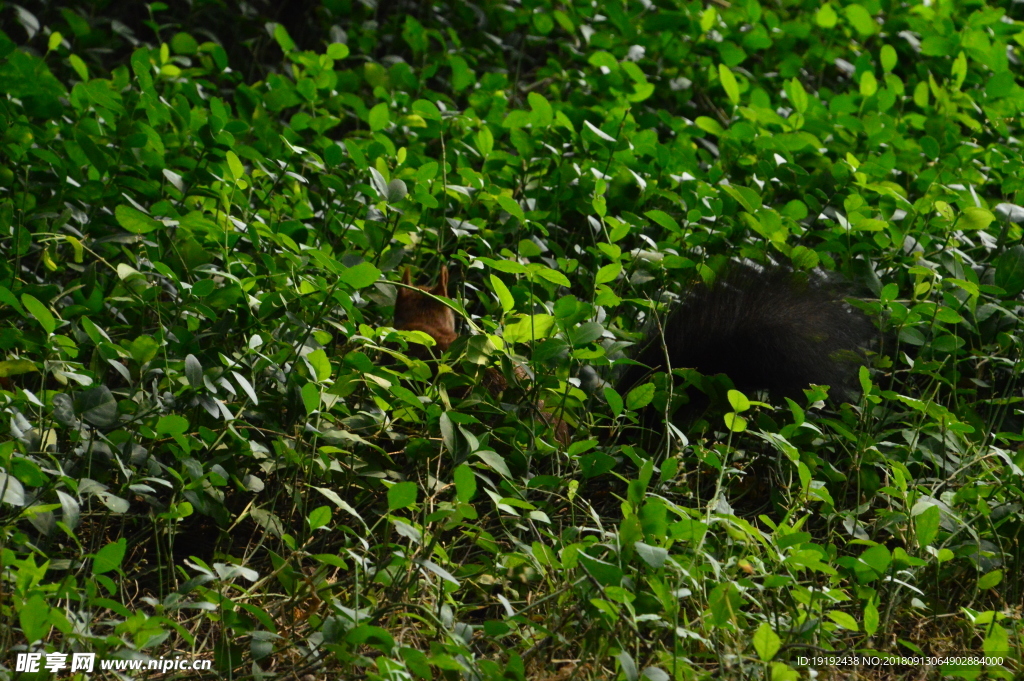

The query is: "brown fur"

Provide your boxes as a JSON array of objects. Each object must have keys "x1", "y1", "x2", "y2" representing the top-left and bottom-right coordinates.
[
  {"x1": 393, "y1": 266, "x2": 458, "y2": 357},
  {"x1": 393, "y1": 267, "x2": 570, "y2": 446}
]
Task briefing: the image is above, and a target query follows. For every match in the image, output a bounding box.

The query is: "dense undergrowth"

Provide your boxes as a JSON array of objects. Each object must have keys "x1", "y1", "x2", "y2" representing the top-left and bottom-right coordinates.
[{"x1": 2, "y1": 0, "x2": 1024, "y2": 679}]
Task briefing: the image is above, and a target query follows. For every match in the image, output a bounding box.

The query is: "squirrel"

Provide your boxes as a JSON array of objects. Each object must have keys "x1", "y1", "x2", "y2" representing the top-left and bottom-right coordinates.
[
  {"x1": 393, "y1": 266, "x2": 571, "y2": 443},
  {"x1": 393, "y1": 263, "x2": 871, "y2": 441},
  {"x1": 393, "y1": 266, "x2": 459, "y2": 360}
]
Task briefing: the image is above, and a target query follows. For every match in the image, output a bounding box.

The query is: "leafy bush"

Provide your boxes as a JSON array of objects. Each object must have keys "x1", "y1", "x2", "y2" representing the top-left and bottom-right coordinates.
[{"x1": 1, "y1": 0, "x2": 1023, "y2": 679}]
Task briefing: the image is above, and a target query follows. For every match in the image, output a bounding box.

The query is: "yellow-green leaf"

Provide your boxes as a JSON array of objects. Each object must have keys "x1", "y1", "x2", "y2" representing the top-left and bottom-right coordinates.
[
  {"x1": 226, "y1": 150, "x2": 244, "y2": 181},
  {"x1": 752, "y1": 623, "x2": 781, "y2": 662},
  {"x1": 719, "y1": 64, "x2": 740, "y2": 105},
  {"x1": 0, "y1": 360, "x2": 37, "y2": 377},
  {"x1": 504, "y1": 314, "x2": 555, "y2": 343},
  {"x1": 490, "y1": 274, "x2": 514, "y2": 314},
  {"x1": 816, "y1": 3, "x2": 838, "y2": 28},
  {"x1": 21, "y1": 294, "x2": 56, "y2": 335},
  {"x1": 595, "y1": 263, "x2": 621, "y2": 285}
]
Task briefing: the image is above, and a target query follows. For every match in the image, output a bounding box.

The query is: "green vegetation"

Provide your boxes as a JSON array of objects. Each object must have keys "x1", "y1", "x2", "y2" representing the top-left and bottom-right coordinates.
[{"x1": 2, "y1": 0, "x2": 1023, "y2": 678}]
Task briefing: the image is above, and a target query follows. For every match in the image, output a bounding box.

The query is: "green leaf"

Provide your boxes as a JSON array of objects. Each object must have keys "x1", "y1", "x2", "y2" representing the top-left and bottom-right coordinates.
[
  {"x1": 595, "y1": 263, "x2": 621, "y2": 285},
  {"x1": 695, "y1": 116, "x2": 725, "y2": 136},
  {"x1": 720, "y1": 184, "x2": 761, "y2": 213},
  {"x1": 386, "y1": 178, "x2": 407, "y2": 202},
  {"x1": 368, "y1": 166, "x2": 389, "y2": 198},
  {"x1": 825, "y1": 610, "x2": 859, "y2": 631},
  {"x1": 700, "y1": 7, "x2": 717, "y2": 32},
  {"x1": 604, "y1": 387, "x2": 623, "y2": 417},
  {"x1": 570, "y1": 321, "x2": 606, "y2": 345},
  {"x1": 412, "y1": 99, "x2": 441, "y2": 121},
  {"x1": 504, "y1": 314, "x2": 555, "y2": 343},
  {"x1": 21, "y1": 294, "x2": 56, "y2": 335},
  {"x1": 951, "y1": 51, "x2": 967, "y2": 89},
  {"x1": 815, "y1": 3, "x2": 838, "y2": 28},
  {"x1": 402, "y1": 15, "x2": 427, "y2": 55},
  {"x1": 859, "y1": 544, "x2": 891, "y2": 576},
  {"x1": 314, "y1": 486, "x2": 365, "y2": 526},
  {"x1": 92, "y1": 539, "x2": 127, "y2": 575},
  {"x1": 273, "y1": 23, "x2": 296, "y2": 52},
  {"x1": 533, "y1": 267, "x2": 571, "y2": 287},
  {"x1": 171, "y1": 32, "x2": 198, "y2": 55},
  {"x1": 579, "y1": 553, "x2": 623, "y2": 586},
  {"x1": 129, "y1": 335, "x2": 159, "y2": 364},
  {"x1": 475, "y1": 125, "x2": 494, "y2": 157},
  {"x1": 583, "y1": 120, "x2": 616, "y2": 143},
  {"x1": 914, "y1": 504, "x2": 940, "y2": 546},
  {"x1": 306, "y1": 348, "x2": 332, "y2": 382},
  {"x1": 977, "y1": 570, "x2": 1002, "y2": 590},
  {"x1": 0, "y1": 286, "x2": 27, "y2": 317},
  {"x1": 449, "y1": 54, "x2": 475, "y2": 91},
  {"x1": 308, "y1": 505, "x2": 331, "y2": 530},
  {"x1": 416, "y1": 558, "x2": 460, "y2": 586},
  {"x1": 301, "y1": 382, "x2": 320, "y2": 415},
  {"x1": 69, "y1": 53, "x2": 88, "y2": 81},
  {"x1": 528, "y1": 91, "x2": 553, "y2": 127},
  {"x1": 454, "y1": 464, "x2": 476, "y2": 503},
  {"x1": 388, "y1": 481, "x2": 418, "y2": 510},
  {"x1": 497, "y1": 194, "x2": 525, "y2": 222},
  {"x1": 880, "y1": 44, "x2": 897, "y2": 72},
  {"x1": 20, "y1": 594, "x2": 51, "y2": 644},
  {"x1": 859, "y1": 71, "x2": 877, "y2": 97},
  {"x1": 368, "y1": 102, "x2": 389, "y2": 131},
  {"x1": 185, "y1": 354, "x2": 203, "y2": 388},
  {"x1": 986, "y1": 71, "x2": 1014, "y2": 99},
  {"x1": 327, "y1": 42, "x2": 349, "y2": 60},
  {"x1": 231, "y1": 371, "x2": 259, "y2": 405},
  {"x1": 994, "y1": 245, "x2": 1024, "y2": 295},
  {"x1": 226, "y1": 150, "x2": 244, "y2": 181},
  {"x1": 864, "y1": 600, "x2": 879, "y2": 636},
  {"x1": 844, "y1": 4, "x2": 877, "y2": 36},
  {"x1": 344, "y1": 139, "x2": 368, "y2": 169},
  {"x1": 490, "y1": 274, "x2": 514, "y2": 314},
  {"x1": 156, "y1": 414, "x2": 188, "y2": 436},
  {"x1": 727, "y1": 390, "x2": 750, "y2": 412},
  {"x1": 960, "y1": 207, "x2": 994, "y2": 230},
  {"x1": 626, "y1": 383, "x2": 654, "y2": 410},
  {"x1": 724, "y1": 412, "x2": 747, "y2": 432},
  {"x1": 480, "y1": 257, "x2": 528, "y2": 275},
  {"x1": 339, "y1": 262, "x2": 381, "y2": 289},
  {"x1": 718, "y1": 64, "x2": 740, "y2": 105},
  {"x1": 115, "y1": 204, "x2": 161, "y2": 234},
  {"x1": 752, "y1": 622, "x2": 781, "y2": 661},
  {"x1": 644, "y1": 209, "x2": 681, "y2": 234},
  {"x1": 475, "y1": 450, "x2": 511, "y2": 478},
  {"x1": 634, "y1": 541, "x2": 668, "y2": 569},
  {"x1": 785, "y1": 77, "x2": 808, "y2": 114},
  {"x1": 0, "y1": 360, "x2": 37, "y2": 377},
  {"x1": 532, "y1": 12, "x2": 554, "y2": 34},
  {"x1": 588, "y1": 51, "x2": 618, "y2": 68}
]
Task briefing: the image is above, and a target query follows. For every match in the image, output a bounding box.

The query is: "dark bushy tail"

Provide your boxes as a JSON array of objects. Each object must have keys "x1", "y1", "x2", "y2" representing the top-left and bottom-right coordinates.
[{"x1": 620, "y1": 265, "x2": 872, "y2": 406}]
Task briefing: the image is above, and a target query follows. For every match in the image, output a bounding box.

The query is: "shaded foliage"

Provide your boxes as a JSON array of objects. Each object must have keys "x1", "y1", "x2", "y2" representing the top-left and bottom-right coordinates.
[{"x1": 2, "y1": 0, "x2": 1024, "y2": 679}]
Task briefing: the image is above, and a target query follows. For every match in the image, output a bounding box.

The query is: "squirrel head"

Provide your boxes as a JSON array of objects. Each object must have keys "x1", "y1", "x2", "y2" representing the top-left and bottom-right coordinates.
[{"x1": 393, "y1": 266, "x2": 458, "y2": 355}]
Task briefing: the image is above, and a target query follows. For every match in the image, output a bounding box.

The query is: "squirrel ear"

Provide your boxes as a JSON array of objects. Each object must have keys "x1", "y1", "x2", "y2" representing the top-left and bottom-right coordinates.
[
  {"x1": 433, "y1": 265, "x2": 449, "y2": 297},
  {"x1": 397, "y1": 268, "x2": 413, "y2": 301}
]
